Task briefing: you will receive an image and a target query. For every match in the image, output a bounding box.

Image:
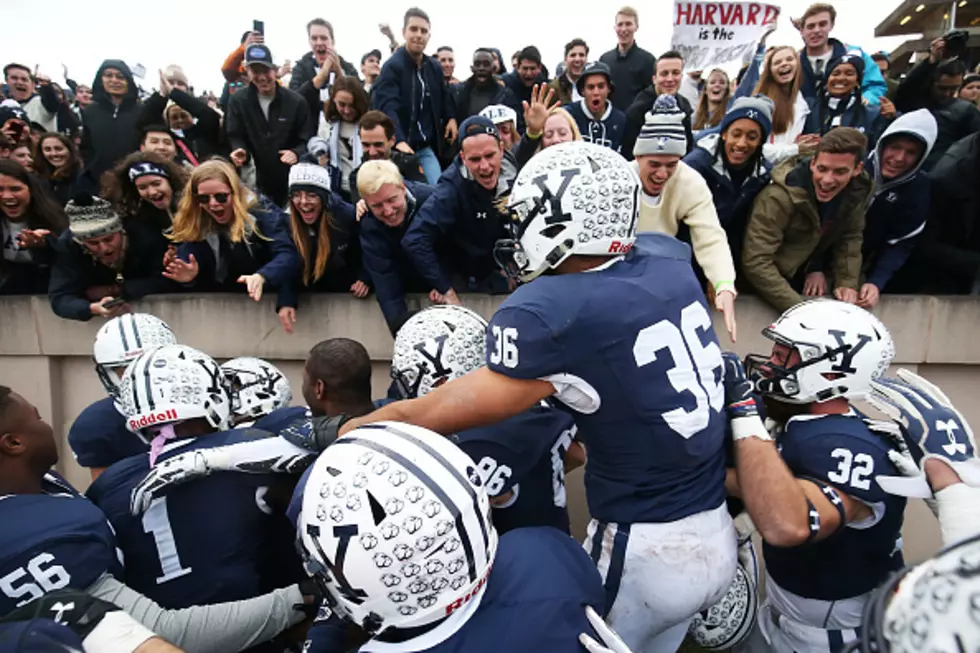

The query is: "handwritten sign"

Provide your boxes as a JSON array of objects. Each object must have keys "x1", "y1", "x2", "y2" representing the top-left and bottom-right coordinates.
[{"x1": 671, "y1": 1, "x2": 780, "y2": 70}]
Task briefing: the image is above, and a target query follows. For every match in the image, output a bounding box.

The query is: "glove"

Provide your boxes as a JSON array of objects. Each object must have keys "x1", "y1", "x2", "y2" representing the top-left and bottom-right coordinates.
[
  {"x1": 722, "y1": 352, "x2": 771, "y2": 442},
  {"x1": 130, "y1": 431, "x2": 315, "y2": 515},
  {"x1": 281, "y1": 414, "x2": 352, "y2": 453},
  {"x1": 869, "y1": 368, "x2": 980, "y2": 498},
  {"x1": 0, "y1": 589, "x2": 156, "y2": 653},
  {"x1": 578, "y1": 606, "x2": 633, "y2": 653}
]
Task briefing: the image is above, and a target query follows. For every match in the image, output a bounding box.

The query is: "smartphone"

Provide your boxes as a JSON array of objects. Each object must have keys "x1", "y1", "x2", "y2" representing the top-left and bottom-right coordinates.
[
  {"x1": 253, "y1": 19, "x2": 265, "y2": 36},
  {"x1": 103, "y1": 297, "x2": 126, "y2": 310}
]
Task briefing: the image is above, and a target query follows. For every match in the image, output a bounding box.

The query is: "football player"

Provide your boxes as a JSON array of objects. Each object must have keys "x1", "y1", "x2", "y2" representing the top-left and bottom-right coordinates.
[
  {"x1": 221, "y1": 356, "x2": 310, "y2": 431},
  {"x1": 724, "y1": 300, "x2": 905, "y2": 652},
  {"x1": 330, "y1": 141, "x2": 738, "y2": 652},
  {"x1": 0, "y1": 385, "x2": 314, "y2": 651},
  {"x1": 844, "y1": 368, "x2": 980, "y2": 652},
  {"x1": 296, "y1": 420, "x2": 632, "y2": 653},
  {"x1": 68, "y1": 313, "x2": 176, "y2": 480},
  {"x1": 390, "y1": 305, "x2": 581, "y2": 534},
  {"x1": 86, "y1": 345, "x2": 306, "y2": 611}
]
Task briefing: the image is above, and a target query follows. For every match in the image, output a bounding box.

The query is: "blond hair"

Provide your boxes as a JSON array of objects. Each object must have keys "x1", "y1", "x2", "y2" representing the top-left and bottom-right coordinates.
[
  {"x1": 538, "y1": 107, "x2": 583, "y2": 153},
  {"x1": 356, "y1": 160, "x2": 405, "y2": 198},
  {"x1": 169, "y1": 159, "x2": 264, "y2": 244},
  {"x1": 617, "y1": 6, "x2": 639, "y2": 24}
]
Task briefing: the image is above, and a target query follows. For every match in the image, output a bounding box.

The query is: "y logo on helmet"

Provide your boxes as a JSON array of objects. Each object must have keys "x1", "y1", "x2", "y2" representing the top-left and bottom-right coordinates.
[
  {"x1": 827, "y1": 329, "x2": 871, "y2": 374},
  {"x1": 306, "y1": 523, "x2": 368, "y2": 605},
  {"x1": 531, "y1": 169, "x2": 577, "y2": 224},
  {"x1": 413, "y1": 333, "x2": 452, "y2": 384}
]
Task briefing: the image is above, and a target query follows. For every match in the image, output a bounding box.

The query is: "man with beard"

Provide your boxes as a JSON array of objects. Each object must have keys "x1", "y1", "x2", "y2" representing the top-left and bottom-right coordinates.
[
  {"x1": 402, "y1": 115, "x2": 517, "y2": 305},
  {"x1": 454, "y1": 49, "x2": 522, "y2": 125},
  {"x1": 289, "y1": 18, "x2": 359, "y2": 101},
  {"x1": 742, "y1": 127, "x2": 871, "y2": 311},
  {"x1": 48, "y1": 195, "x2": 176, "y2": 321},
  {"x1": 348, "y1": 110, "x2": 426, "y2": 205}
]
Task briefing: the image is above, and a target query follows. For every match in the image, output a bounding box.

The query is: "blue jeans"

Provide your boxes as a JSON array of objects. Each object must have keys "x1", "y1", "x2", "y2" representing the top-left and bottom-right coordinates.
[{"x1": 415, "y1": 146, "x2": 442, "y2": 184}]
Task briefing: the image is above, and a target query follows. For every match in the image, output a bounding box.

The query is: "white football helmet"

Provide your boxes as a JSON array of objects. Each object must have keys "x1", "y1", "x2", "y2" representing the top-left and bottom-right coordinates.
[
  {"x1": 117, "y1": 344, "x2": 231, "y2": 435},
  {"x1": 221, "y1": 357, "x2": 292, "y2": 423},
  {"x1": 298, "y1": 421, "x2": 497, "y2": 639},
  {"x1": 847, "y1": 531, "x2": 980, "y2": 653},
  {"x1": 744, "y1": 300, "x2": 895, "y2": 404},
  {"x1": 688, "y1": 564, "x2": 758, "y2": 650},
  {"x1": 391, "y1": 306, "x2": 488, "y2": 399},
  {"x1": 495, "y1": 141, "x2": 639, "y2": 282},
  {"x1": 93, "y1": 314, "x2": 176, "y2": 395}
]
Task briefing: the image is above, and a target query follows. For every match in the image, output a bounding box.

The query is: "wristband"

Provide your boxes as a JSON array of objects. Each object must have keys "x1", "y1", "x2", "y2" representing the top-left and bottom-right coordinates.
[
  {"x1": 803, "y1": 497, "x2": 821, "y2": 544},
  {"x1": 817, "y1": 483, "x2": 847, "y2": 532},
  {"x1": 82, "y1": 611, "x2": 156, "y2": 653},
  {"x1": 731, "y1": 415, "x2": 772, "y2": 442},
  {"x1": 935, "y1": 483, "x2": 980, "y2": 547},
  {"x1": 526, "y1": 130, "x2": 542, "y2": 140}
]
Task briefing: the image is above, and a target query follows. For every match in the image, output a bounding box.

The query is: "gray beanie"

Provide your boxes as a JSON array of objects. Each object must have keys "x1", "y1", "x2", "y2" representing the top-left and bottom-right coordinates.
[
  {"x1": 633, "y1": 94, "x2": 688, "y2": 158},
  {"x1": 66, "y1": 194, "x2": 122, "y2": 241}
]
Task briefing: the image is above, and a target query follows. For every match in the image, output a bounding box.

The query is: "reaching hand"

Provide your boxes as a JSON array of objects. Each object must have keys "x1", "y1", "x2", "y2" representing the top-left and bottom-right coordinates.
[
  {"x1": 579, "y1": 606, "x2": 634, "y2": 653},
  {"x1": 279, "y1": 150, "x2": 298, "y2": 165},
  {"x1": 715, "y1": 289, "x2": 737, "y2": 343},
  {"x1": 16, "y1": 228, "x2": 51, "y2": 249},
  {"x1": 163, "y1": 253, "x2": 199, "y2": 283},
  {"x1": 278, "y1": 306, "x2": 297, "y2": 334},
  {"x1": 355, "y1": 199, "x2": 369, "y2": 220},
  {"x1": 349, "y1": 280, "x2": 370, "y2": 298},
  {"x1": 523, "y1": 84, "x2": 560, "y2": 137},
  {"x1": 869, "y1": 369, "x2": 980, "y2": 498},
  {"x1": 834, "y1": 286, "x2": 858, "y2": 304},
  {"x1": 857, "y1": 282, "x2": 880, "y2": 309},
  {"x1": 158, "y1": 69, "x2": 172, "y2": 97},
  {"x1": 129, "y1": 450, "x2": 214, "y2": 515},
  {"x1": 802, "y1": 271, "x2": 827, "y2": 297},
  {"x1": 238, "y1": 273, "x2": 265, "y2": 301}
]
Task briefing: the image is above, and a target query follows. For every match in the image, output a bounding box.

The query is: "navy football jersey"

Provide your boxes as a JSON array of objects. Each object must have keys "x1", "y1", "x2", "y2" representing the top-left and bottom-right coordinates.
[
  {"x1": 0, "y1": 479, "x2": 122, "y2": 616},
  {"x1": 0, "y1": 620, "x2": 85, "y2": 652},
  {"x1": 764, "y1": 413, "x2": 907, "y2": 600},
  {"x1": 486, "y1": 235, "x2": 727, "y2": 524},
  {"x1": 253, "y1": 405, "x2": 310, "y2": 433},
  {"x1": 67, "y1": 397, "x2": 148, "y2": 469},
  {"x1": 86, "y1": 429, "x2": 300, "y2": 608},
  {"x1": 456, "y1": 403, "x2": 576, "y2": 534},
  {"x1": 356, "y1": 527, "x2": 606, "y2": 653}
]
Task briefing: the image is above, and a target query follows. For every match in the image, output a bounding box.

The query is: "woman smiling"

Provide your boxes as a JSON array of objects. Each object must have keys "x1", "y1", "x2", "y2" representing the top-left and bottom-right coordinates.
[
  {"x1": 102, "y1": 151, "x2": 188, "y2": 233},
  {"x1": 164, "y1": 159, "x2": 301, "y2": 301},
  {"x1": 33, "y1": 133, "x2": 80, "y2": 206}
]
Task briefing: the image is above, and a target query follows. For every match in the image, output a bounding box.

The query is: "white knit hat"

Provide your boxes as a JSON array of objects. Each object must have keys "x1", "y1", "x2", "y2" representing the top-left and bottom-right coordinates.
[
  {"x1": 288, "y1": 163, "x2": 332, "y2": 205},
  {"x1": 633, "y1": 94, "x2": 688, "y2": 158},
  {"x1": 66, "y1": 195, "x2": 123, "y2": 241}
]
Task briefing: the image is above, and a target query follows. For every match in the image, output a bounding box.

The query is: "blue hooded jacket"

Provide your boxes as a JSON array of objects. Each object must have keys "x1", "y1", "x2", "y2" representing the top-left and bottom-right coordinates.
[{"x1": 799, "y1": 38, "x2": 887, "y2": 107}]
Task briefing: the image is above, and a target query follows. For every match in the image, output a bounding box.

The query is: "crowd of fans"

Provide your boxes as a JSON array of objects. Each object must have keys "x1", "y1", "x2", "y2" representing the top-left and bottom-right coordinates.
[{"x1": 3, "y1": 1, "x2": 980, "y2": 341}]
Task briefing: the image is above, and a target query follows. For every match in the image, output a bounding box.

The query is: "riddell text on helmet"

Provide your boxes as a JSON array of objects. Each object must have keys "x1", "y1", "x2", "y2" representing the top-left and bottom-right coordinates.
[
  {"x1": 129, "y1": 409, "x2": 179, "y2": 431},
  {"x1": 608, "y1": 241, "x2": 633, "y2": 254}
]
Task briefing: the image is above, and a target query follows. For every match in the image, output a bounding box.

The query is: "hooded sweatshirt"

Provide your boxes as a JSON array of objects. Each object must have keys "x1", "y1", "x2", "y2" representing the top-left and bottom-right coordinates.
[
  {"x1": 565, "y1": 99, "x2": 627, "y2": 154},
  {"x1": 78, "y1": 60, "x2": 141, "y2": 195},
  {"x1": 862, "y1": 109, "x2": 937, "y2": 291}
]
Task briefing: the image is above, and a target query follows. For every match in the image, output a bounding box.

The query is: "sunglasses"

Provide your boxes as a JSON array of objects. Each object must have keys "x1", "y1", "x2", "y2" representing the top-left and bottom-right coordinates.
[{"x1": 195, "y1": 193, "x2": 230, "y2": 204}]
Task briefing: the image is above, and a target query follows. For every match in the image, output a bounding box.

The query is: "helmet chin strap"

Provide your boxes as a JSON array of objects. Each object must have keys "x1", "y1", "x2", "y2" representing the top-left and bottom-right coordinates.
[
  {"x1": 148, "y1": 422, "x2": 182, "y2": 467},
  {"x1": 521, "y1": 239, "x2": 574, "y2": 282}
]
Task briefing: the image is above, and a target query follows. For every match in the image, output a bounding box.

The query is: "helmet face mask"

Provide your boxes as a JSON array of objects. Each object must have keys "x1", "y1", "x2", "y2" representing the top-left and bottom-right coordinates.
[
  {"x1": 496, "y1": 142, "x2": 640, "y2": 283},
  {"x1": 221, "y1": 357, "x2": 292, "y2": 423}
]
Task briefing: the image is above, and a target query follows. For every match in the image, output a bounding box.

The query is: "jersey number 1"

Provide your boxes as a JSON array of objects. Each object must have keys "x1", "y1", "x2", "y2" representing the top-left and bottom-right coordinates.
[
  {"x1": 143, "y1": 498, "x2": 193, "y2": 584},
  {"x1": 633, "y1": 302, "x2": 723, "y2": 439}
]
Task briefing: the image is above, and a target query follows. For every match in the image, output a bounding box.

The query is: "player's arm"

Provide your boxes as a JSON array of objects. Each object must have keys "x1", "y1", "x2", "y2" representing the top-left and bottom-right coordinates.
[
  {"x1": 86, "y1": 574, "x2": 310, "y2": 653},
  {"x1": 340, "y1": 367, "x2": 555, "y2": 436}
]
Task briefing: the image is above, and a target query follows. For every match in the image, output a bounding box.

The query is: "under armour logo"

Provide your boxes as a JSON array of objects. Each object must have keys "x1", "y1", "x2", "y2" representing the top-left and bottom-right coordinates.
[
  {"x1": 886, "y1": 192, "x2": 898, "y2": 203},
  {"x1": 938, "y1": 419, "x2": 967, "y2": 456},
  {"x1": 49, "y1": 601, "x2": 75, "y2": 624},
  {"x1": 475, "y1": 212, "x2": 487, "y2": 219}
]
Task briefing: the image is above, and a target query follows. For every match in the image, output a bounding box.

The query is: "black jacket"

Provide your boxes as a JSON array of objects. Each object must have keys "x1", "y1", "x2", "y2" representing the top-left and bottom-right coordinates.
[
  {"x1": 908, "y1": 132, "x2": 980, "y2": 293},
  {"x1": 452, "y1": 77, "x2": 523, "y2": 126},
  {"x1": 137, "y1": 89, "x2": 224, "y2": 162},
  {"x1": 894, "y1": 58, "x2": 980, "y2": 171},
  {"x1": 48, "y1": 220, "x2": 176, "y2": 321},
  {"x1": 360, "y1": 181, "x2": 435, "y2": 331},
  {"x1": 623, "y1": 88, "x2": 695, "y2": 160},
  {"x1": 349, "y1": 152, "x2": 427, "y2": 205},
  {"x1": 372, "y1": 47, "x2": 456, "y2": 158},
  {"x1": 77, "y1": 60, "x2": 141, "y2": 195},
  {"x1": 0, "y1": 221, "x2": 58, "y2": 295},
  {"x1": 225, "y1": 83, "x2": 315, "y2": 205},
  {"x1": 288, "y1": 52, "x2": 360, "y2": 93},
  {"x1": 599, "y1": 43, "x2": 656, "y2": 111}
]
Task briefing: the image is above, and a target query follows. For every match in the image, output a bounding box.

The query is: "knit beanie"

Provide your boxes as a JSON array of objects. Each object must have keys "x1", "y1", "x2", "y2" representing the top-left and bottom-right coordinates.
[
  {"x1": 633, "y1": 95, "x2": 687, "y2": 158},
  {"x1": 720, "y1": 95, "x2": 774, "y2": 143},
  {"x1": 825, "y1": 54, "x2": 865, "y2": 84},
  {"x1": 288, "y1": 163, "x2": 332, "y2": 206},
  {"x1": 66, "y1": 194, "x2": 123, "y2": 241}
]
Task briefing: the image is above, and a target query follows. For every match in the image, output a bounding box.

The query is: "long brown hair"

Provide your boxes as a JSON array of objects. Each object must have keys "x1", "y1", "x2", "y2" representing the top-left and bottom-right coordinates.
[
  {"x1": 753, "y1": 46, "x2": 802, "y2": 137},
  {"x1": 32, "y1": 133, "x2": 80, "y2": 182},
  {"x1": 101, "y1": 151, "x2": 188, "y2": 217},
  {"x1": 168, "y1": 159, "x2": 264, "y2": 244},
  {"x1": 0, "y1": 159, "x2": 68, "y2": 232},
  {"x1": 693, "y1": 69, "x2": 731, "y2": 130},
  {"x1": 324, "y1": 77, "x2": 370, "y2": 123},
  {"x1": 288, "y1": 199, "x2": 335, "y2": 285}
]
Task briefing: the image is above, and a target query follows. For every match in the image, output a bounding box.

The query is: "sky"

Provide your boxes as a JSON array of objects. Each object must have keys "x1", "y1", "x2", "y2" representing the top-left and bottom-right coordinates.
[{"x1": 5, "y1": 0, "x2": 915, "y2": 96}]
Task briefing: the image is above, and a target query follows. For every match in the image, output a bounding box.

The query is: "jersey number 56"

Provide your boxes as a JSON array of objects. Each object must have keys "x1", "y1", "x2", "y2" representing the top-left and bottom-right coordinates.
[{"x1": 0, "y1": 553, "x2": 71, "y2": 607}]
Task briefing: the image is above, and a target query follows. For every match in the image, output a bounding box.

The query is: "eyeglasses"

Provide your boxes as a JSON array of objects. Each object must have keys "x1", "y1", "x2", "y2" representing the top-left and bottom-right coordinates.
[
  {"x1": 102, "y1": 71, "x2": 127, "y2": 81},
  {"x1": 195, "y1": 192, "x2": 230, "y2": 204}
]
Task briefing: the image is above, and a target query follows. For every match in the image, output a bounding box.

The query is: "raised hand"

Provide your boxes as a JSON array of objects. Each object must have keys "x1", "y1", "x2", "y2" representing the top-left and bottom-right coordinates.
[{"x1": 523, "y1": 84, "x2": 560, "y2": 137}]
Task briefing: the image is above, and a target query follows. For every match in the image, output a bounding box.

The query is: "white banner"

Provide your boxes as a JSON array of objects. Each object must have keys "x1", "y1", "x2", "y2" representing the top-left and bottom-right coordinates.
[{"x1": 671, "y1": 1, "x2": 781, "y2": 71}]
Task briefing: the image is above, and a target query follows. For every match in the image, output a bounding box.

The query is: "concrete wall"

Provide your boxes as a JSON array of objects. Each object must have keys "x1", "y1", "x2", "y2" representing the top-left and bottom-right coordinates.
[{"x1": 3, "y1": 293, "x2": 979, "y2": 563}]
